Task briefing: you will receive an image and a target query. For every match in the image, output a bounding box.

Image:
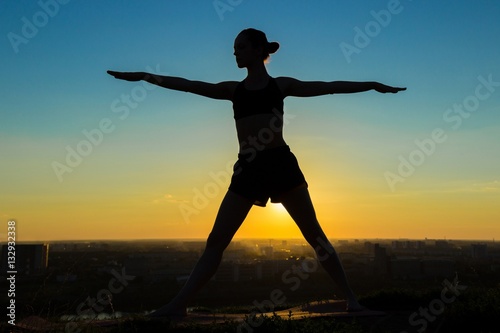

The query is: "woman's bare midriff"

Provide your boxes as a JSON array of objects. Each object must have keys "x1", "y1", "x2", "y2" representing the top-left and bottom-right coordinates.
[{"x1": 236, "y1": 113, "x2": 287, "y2": 153}]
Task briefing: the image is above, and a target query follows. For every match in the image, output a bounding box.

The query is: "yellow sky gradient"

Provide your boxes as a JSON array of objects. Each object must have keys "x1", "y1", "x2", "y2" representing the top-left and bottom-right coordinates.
[
  {"x1": 10, "y1": 185, "x2": 499, "y2": 242},
  {"x1": 5, "y1": 137, "x2": 499, "y2": 242},
  {"x1": 2, "y1": 64, "x2": 499, "y2": 244}
]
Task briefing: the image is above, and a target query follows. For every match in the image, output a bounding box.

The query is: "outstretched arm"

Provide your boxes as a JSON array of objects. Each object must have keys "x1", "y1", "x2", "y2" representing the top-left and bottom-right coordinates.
[
  {"x1": 277, "y1": 77, "x2": 406, "y2": 97},
  {"x1": 107, "y1": 71, "x2": 237, "y2": 100}
]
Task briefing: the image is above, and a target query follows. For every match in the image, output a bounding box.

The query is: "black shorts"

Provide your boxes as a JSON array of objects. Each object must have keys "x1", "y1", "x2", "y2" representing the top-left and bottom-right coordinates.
[{"x1": 228, "y1": 145, "x2": 308, "y2": 207}]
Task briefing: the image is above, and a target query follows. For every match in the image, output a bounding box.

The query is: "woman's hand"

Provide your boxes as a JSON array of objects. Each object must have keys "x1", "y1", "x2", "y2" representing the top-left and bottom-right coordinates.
[
  {"x1": 107, "y1": 71, "x2": 145, "y2": 82},
  {"x1": 374, "y1": 82, "x2": 406, "y2": 94}
]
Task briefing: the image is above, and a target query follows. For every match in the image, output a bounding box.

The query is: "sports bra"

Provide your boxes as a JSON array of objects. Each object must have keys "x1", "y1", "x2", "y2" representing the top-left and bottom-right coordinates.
[{"x1": 232, "y1": 77, "x2": 284, "y2": 121}]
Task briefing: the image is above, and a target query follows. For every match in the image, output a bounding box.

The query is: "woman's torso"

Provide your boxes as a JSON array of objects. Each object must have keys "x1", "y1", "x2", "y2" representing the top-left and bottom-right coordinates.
[{"x1": 232, "y1": 77, "x2": 287, "y2": 153}]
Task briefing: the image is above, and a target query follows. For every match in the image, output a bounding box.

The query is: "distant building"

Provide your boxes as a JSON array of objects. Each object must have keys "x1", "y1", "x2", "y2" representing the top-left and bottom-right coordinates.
[
  {"x1": 435, "y1": 240, "x2": 449, "y2": 248},
  {"x1": 391, "y1": 241, "x2": 405, "y2": 250},
  {"x1": 261, "y1": 246, "x2": 274, "y2": 258},
  {"x1": 1, "y1": 244, "x2": 49, "y2": 276},
  {"x1": 392, "y1": 240, "x2": 425, "y2": 250},
  {"x1": 223, "y1": 249, "x2": 245, "y2": 261},
  {"x1": 216, "y1": 263, "x2": 238, "y2": 282},
  {"x1": 364, "y1": 241, "x2": 374, "y2": 253},
  {"x1": 471, "y1": 243, "x2": 488, "y2": 258},
  {"x1": 215, "y1": 262, "x2": 261, "y2": 282},
  {"x1": 373, "y1": 244, "x2": 389, "y2": 276}
]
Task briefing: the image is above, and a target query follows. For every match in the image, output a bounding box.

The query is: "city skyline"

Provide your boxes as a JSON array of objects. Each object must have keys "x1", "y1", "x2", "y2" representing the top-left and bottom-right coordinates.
[{"x1": 1, "y1": 1, "x2": 499, "y2": 242}]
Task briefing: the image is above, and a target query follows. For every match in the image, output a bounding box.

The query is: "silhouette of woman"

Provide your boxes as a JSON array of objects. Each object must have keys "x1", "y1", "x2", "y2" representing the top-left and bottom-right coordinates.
[{"x1": 108, "y1": 28, "x2": 405, "y2": 316}]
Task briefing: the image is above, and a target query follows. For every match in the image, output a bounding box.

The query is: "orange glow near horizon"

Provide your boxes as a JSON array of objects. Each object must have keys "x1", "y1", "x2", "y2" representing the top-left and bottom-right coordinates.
[{"x1": 11, "y1": 183, "x2": 500, "y2": 242}]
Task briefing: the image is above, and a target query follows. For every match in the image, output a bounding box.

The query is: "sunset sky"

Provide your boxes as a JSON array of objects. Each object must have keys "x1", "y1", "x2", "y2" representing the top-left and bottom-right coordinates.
[{"x1": 1, "y1": 1, "x2": 499, "y2": 242}]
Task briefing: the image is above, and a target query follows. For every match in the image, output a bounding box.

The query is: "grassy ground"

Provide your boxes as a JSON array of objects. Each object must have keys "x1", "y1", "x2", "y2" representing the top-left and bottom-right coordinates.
[{"x1": 5, "y1": 286, "x2": 499, "y2": 333}]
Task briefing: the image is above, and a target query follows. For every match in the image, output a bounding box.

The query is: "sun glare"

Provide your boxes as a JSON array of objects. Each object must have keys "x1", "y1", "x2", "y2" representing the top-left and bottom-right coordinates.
[{"x1": 272, "y1": 203, "x2": 288, "y2": 215}]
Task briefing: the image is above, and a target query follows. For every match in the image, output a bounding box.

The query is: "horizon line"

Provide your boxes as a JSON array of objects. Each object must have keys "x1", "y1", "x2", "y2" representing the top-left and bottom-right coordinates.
[{"x1": 4, "y1": 237, "x2": 496, "y2": 244}]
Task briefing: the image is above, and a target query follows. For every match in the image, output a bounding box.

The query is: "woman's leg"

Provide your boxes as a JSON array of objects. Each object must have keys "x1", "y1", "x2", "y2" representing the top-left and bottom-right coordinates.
[
  {"x1": 280, "y1": 187, "x2": 362, "y2": 311},
  {"x1": 150, "y1": 190, "x2": 253, "y2": 316}
]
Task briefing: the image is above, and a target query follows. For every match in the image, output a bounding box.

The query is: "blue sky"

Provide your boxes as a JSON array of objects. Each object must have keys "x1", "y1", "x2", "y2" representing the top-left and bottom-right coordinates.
[{"x1": 1, "y1": 0, "x2": 499, "y2": 241}]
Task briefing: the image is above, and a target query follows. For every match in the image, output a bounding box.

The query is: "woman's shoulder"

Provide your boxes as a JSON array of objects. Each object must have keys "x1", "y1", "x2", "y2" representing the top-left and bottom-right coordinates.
[
  {"x1": 274, "y1": 76, "x2": 297, "y2": 85},
  {"x1": 274, "y1": 76, "x2": 297, "y2": 97}
]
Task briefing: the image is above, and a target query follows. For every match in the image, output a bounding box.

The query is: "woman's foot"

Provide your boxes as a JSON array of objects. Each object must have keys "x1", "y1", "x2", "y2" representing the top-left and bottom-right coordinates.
[{"x1": 346, "y1": 299, "x2": 365, "y2": 312}]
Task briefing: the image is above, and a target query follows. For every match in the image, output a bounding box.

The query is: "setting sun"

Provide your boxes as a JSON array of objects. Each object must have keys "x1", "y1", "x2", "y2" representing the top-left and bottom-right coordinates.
[{"x1": 271, "y1": 203, "x2": 288, "y2": 215}]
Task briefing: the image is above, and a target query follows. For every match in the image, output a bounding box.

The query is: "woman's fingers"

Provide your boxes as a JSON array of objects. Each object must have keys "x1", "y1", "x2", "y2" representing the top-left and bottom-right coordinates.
[{"x1": 106, "y1": 71, "x2": 142, "y2": 81}]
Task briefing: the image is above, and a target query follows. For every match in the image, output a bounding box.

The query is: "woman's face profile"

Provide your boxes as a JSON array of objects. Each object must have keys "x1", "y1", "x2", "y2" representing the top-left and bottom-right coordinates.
[{"x1": 233, "y1": 34, "x2": 263, "y2": 68}]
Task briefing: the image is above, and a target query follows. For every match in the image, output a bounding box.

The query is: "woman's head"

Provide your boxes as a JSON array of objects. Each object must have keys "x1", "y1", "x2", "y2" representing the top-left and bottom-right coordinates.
[{"x1": 234, "y1": 28, "x2": 279, "y2": 67}]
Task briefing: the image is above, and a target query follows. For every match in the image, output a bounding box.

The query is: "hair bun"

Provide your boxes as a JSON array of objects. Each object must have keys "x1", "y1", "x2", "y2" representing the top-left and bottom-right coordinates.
[{"x1": 267, "y1": 41, "x2": 280, "y2": 54}]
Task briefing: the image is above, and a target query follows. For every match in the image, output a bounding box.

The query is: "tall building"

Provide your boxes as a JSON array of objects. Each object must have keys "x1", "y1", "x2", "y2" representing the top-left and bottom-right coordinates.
[
  {"x1": 1, "y1": 244, "x2": 49, "y2": 276},
  {"x1": 373, "y1": 244, "x2": 388, "y2": 276},
  {"x1": 471, "y1": 243, "x2": 488, "y2": 258},
  {"x1": 435, "y1": 240, "x2": 449, "y2": 248},
  {"x1": 262, "y1": 246, "x2": 274, "y2": 258}
]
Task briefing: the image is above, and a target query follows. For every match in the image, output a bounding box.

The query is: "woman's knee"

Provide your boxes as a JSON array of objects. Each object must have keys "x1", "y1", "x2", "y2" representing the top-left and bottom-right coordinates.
[
  {"x1": 299, "y1": 219, "x2": 325, "y2": 244},
  {"x1": 303, "y1": 231, "x2": 332, "y2": 250}
]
